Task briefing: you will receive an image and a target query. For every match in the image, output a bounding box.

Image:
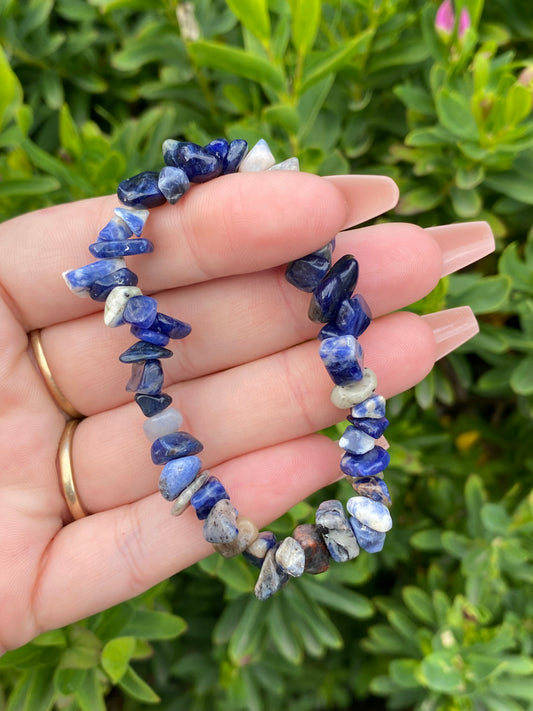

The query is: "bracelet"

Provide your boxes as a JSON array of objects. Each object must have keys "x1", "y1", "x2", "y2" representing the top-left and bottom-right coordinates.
[{"x1": 62, "y1": 138, "x2": 392, "y2": 600}]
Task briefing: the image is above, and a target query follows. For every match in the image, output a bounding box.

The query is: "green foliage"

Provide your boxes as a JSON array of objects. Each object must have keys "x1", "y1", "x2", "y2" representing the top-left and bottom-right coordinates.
[{"x1": 2, "y1": 0, "x2": 533, "y2": 709}]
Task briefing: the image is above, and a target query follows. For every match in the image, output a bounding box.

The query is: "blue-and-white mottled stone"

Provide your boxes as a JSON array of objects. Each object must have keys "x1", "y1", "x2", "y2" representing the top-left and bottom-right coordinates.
[
  {"x1": 285, "y1": 244, "x2": 332, "y2": 293},
  {"x1": 351, "y1": 477, "x2": 392, "y2": 507},
  {"x1": 347, "y1": 416, "x2": 389, "y2": 438},
  {"x1": 170, "y1": 470, "x2": 210, "y2": 516},
  {"x1": 125, "y1": 359, "x2": 164, "y2": 395},
  {"x1": 319, "y1": 335, "x2": 363, "y2": 386},
  {"x1": 143, "y1": 407, "x2": 183, "y2": 442},
  {"x1": 267, "y1": 157, "x2": 299, "y2": 171},
  {"x1": 123, "y1": 295, "x2": 158, "y2": 329},
  {"x1": 98, "y1": 215, "x2": 132, "y2": 241},
  {"x1": 104, "y1": 286, "x2": 142, "y2": 327},
  {"x1": 117, "y1": 171, "x2": 166, "y2": 209},
  {"x1": 243, "y1": 531, "x2": 277, "y2": 568},
  {"x1": 339, "y1": 425, "x2": 375, "y2": 455},
  {"x1": 159, "y1": 455, "x2": 203, "y2": 501},
  {"x1": 62, "y1": 258, "x2": 126, "y2": 296},
  {"x1": 89, "y1": 238, "x2": 154, "y2": 259},
  {"x1": 315, "y1": 500, "x2": 359, "y2": 562},
  {"x1": 114, "y1": 207, "x2": 149, "y2": 236},
  {"x1": 275, "y1": 537, "x2": 305, "y2": 577},
  {"x1": 151, "y1": 431, "x2": 203, "y2": 464},
  {"x1": 351, "y1": 395, "x2": 386, "y2": 419},
  {"x1": 191, "y1": 476, "x2": 230, "y2": 520},
  {"x1": 347, "y1": 496, "x2": 392, "y2": 532},
  {"x1": 254, "y1": 546, "x2": 290, "y2": 600},
  {"x1": 349, "y1": 517, "x2": 386, "y2": 553},
  {"x1": 214, "y1": 516, "x2": 258, "y2": 558},
  {"x1": 222, "y1": 139, "x2": 247, "y2": 174},
  {"x1": 205, "y1": 138, "x2": 229, "y2": 162},
  {"x1": 163, "y1": 140, "x2": 222, "y2": 182},
  {"x1": 158, "y1": 166, "x2": 190, "y2": 204},
  {"x1": 308, "y1": 255, "x2": 359, "y2": 323},
  {"x1": 238, "y1": 139, "x2": 276, "y2": 172},
  {"x1": 130, "y1": 325, "x2": 170, "y2": 346},
  {"x1": 203, "y1": 499, "x2": 239, "y2": 544},
  {"x1": 318, "y1": 294, "x2": 372, "y2": 341},
  {"x1": 330, "y1": 368, "x2": 377, "y2": 409},
  {"x1": 119, "y1": 341, "x2": 172, "y2": 363},
  {"x1": 340, "y1": 446, "x2": 390, "y2": 478},
  {"x1": 89, "y1": 268, "x2": 138, "y2": 302},
  {"x1": 150, "y1": 313, "x2": 191, "y2": 340}
]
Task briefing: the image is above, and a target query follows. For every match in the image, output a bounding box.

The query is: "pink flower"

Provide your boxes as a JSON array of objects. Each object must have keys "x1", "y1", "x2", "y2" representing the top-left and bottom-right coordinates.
[
  {"x1": 435, "y1": 0, "x2": 455, "y2": 36},
  {"x1": 458, "y1": 8, "x2": 471, "y2": 38}
]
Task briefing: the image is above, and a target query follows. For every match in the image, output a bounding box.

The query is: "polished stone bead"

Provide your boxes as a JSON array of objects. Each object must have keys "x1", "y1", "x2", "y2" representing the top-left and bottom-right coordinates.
[
  {"x1": 114, "y1": 207, "x2": 149, "y2": 236},
  {"x1": 351, "y1": 394, "x2": 386, "y2": 419},
  {"x1": 268, "y1": 157, "x2": 299, "y2": 171},
  {"x1": 98, "y1": 215, "x2": 132, "y2": 241},
  {"x1": 170, "y1": 470, "x2": 210, "y2": 516},
  {"x1": 119, "y1": 340, "x2": 173, "y2": 363},
  {"x1": 163, "y1": 140, "x2": 222, "y2": 182},
  {"x1": 89, "y1": 238, "x2": 154, "y2": 259},
  {"x1": 238, "y1": 139, "x2": 276, "y2": 172},
  {"x1": 143, "y1": 407, "x2": 183, "y2": 442},
  {"x1": 275, "y1": 537, "x2": 305, "y2": 577},
  {"x1": 126, "y1": 359, "x2": 164, "y2": 395},
  {"x1": 150, "y1": 313, "x2": 191, "y2": 340},
  {"x1": 159, "y1": 455, "x2": 203, "y2": 501},
  {"x1": 293, "y1": 524, "x2": 330, "y2": 575},
  {"x1": 254, "y1": 546, "x2": 290, "y2": 601},
  {"x1": 205, "y1": 138, "x2": 229, "y2": 162},
  {"x1": 319, "y1": 335, "x2": 364, "y2": 386},
  {"x1": 285, "y1": 244, "x2": 332, "y2": 293},
  {"x1": 191, "y1": 476, "x2": 230, "y2": 520},
  {"x1": 158, "y1": 166, "x2": 190, "y2": 204},
  {"x1": 123, "y1": 295, "x2": 158, "y2": 329},
  {"x1": 320, "y1": 295, "x2": 372, "y2": 342},
  {"x1": 339, "y1": 425, "x2": 375, "y2": 455},
  {"x1": 222, "y1": 139, "x2": 247, "y2": 174},
  {"x1": 308, "y1": 255, "x2": 360, "y2": 323},
  {"x1": 62, "y1": 258, "x2": 126, "y2": 296},
  {"x1": 135, "y1": 392, "x2": 172, "y2": 416},
  {"x1": 214, "y1": 516, "x2": 258, "y2": 557},
  {"x1": 130, "y1": 325, "x2": 170, "y2": 346},
  {"x1": 347, "y1": 416, "x2": 389, "y2": 438},
  {"x1": 315, "y1": 500, "x2": 359, "y2": 563},
  {"x1": 104, "y1": 286, "x2": 143, "y2": 327},
  {"x1": 89, "y1": 268, "x2": 139, "y2": 302},
  {"x1": 349, "y1": 517, "x2": 386, "y2": 553},
  {"x1": 117, "y1": 171, "x2": 166, "y2": 209},
  {"x1": 330, "y1": 368, "x2": 377, "y2": 409},
  {"x1": 203, "y1": 499, "x2": 239, "y2": 544},
  {"x1": 243, "y1": 531, "x2": 277, "y2": 568},
  {"x1": 350, "y1": 477, "x2": 392, "y2": 507},
  {"x1": 340, "y1": 446, "x2": 390, "y2": 478},
  {"x1": 347, "y1": 496, "x2": 392, "y2": 532},
  {"x1": 151, "y1": 431, "x2": 203, "y2": 464}
]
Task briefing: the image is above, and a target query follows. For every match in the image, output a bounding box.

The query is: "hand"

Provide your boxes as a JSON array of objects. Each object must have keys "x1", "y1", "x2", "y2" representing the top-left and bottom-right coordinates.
[{"x1": 0, "y1": 171, "x2": 493, "y2": 652}]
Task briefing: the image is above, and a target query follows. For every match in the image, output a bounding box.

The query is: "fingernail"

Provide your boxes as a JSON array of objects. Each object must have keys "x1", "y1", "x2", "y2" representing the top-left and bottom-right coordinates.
[
  {"x1": 422, "y1": 306, "x2": 479, "y2": 360},
  {"x1": 425, "y1": 221, "x2": 495, "y2": 277},
  {"x1": 325, "y1": 175, "x2": 399, "y2": 230}
]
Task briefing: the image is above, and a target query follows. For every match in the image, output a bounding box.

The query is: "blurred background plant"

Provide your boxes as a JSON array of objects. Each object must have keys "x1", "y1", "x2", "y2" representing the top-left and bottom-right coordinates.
[{"x1": 1, "y1": 0, "x2": 533, "y2": 709}]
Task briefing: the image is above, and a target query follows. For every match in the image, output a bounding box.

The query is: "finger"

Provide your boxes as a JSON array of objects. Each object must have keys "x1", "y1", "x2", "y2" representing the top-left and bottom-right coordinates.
[
  {"x1": 0, "y1": 172, "x2": 398, "y2": 330},
  {"x1": 36, "y1": 221, "x2": 442, "y2": 415},
  {"x1": 71, "y1": 310, "x2": 438, "y2": 513}
]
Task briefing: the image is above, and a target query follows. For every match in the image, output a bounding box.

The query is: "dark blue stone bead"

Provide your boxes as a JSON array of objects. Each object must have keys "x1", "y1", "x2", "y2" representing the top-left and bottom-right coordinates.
[
  {"x1": 159, "y1": 456, "x2": 203, "y2": 501},
  {"x1": 114, "y1": 207, "x2": 149, "y2": 236},
  {"x1": 135, "y1": 392, "x2": 172, "y2": 416},
  {"x1": 125, "y1": 359, "x2": 163, "y2": 395},
  {"x1": 163, "y1": 140, "x2": 222, "y2": 183},
  {"x1": 191, "y1": 476, "x2": 230, "y2": 520},
  {"x1": 130, "y1": 326, "x2": 170, "y2": 346},
  {"x1": 158, "y1": 166, "x2": 190, "y2": 205},
  {"x1": 151, "y1": 432, "x2": 204, "y2": 464},
  {"x1": 319, "y1": 335, "x2": 364, "y2": 386},
  {"x1": 285, "y1": 244, "x2": 332, "y2": 292},
  {"x1": 151, "y1": 313, "x2": 192, "y2": 340},
  {"x1": 351, "y1": 477, "x2": 392, "y2": 507},
  {"x1": 88, "y1": 238, "x2": 154, "y2": 259},
  {"x1": 63, "y1": 259, "x2": 125, "y2": 294},
  {"x1": 308, "y1": 255, "x2": 360, "y2": 323},
  {"x1": 123, "y1": 295, "x2": 158, "y2": 329},
  {"x1": 340, "y1": 446, "x2": 390, "y2": 478},
  {"x1": 347, "y1": 416, "x2": 389, "y2": 438},
  {"x1": 117, "y1": 171, "x2": 166, "y2": 209},
  {"x1": 119, "y1": 341, "x2": 172, "y2": 363},
  {"x1": 349, "y1": 517, "x2": 386, "y2": 553},
  {"x1": 89, "y1": 268, "x2": 138, "y2": 301},
  {"x1": 205, "y1": 138, "x2": 229, "y2": 163},
  {"x1": 223, "y1": 139, "x2": 247, "y2": 174},
  {"x1": 98, "y1": 217, "x2": 132, "y2": 241},
  {"x1": 338, "y1": 295, "x2": 372, "y2": 337}
]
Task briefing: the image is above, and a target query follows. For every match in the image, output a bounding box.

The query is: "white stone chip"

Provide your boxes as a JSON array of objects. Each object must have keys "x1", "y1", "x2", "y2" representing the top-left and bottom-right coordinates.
[
  {"x1": 330, "y1": 368, "x2": 378, "y2": 409},
  {"x1": 267, "y1": 157, "x2": 300, "y2": 171},
  {"x1": 104, "y1": 285, "x2": 142, "y2": 327},
  {"x1": 238, "y1": 139, "x2": 276, "y2": 172},
  {"x1": 143, "y1": 407, "x2": 184, "y2": 442}
]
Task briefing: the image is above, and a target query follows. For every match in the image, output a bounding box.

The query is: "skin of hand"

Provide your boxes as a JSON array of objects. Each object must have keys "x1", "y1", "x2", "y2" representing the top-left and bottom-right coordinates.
[{"x1": 0, "y1": 171, "x2": 493, "y2": 653}]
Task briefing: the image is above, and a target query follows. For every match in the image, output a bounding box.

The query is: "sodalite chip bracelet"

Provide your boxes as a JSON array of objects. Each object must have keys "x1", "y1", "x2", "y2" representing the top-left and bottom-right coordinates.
[{"x1": 62, "y1": 138, "x2": 392, "y2": 600}]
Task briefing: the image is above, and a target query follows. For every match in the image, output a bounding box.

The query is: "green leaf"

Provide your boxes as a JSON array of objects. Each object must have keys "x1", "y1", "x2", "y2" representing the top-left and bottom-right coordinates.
[
  {"x1": 485, "y1": 170, "x2": 533, "y2": 205},
  {"x1": 226, "y1": 0, "x2": 270, "y2": 43},
  {"x1": 499, "y1": 243, "x2": 533, "y2": 293},
  {"x1": 396, "y1": 187, "x2": 443, "y2": 215},
  {"x1": 299, "y1": 577, "x2": 373, "y2": 619},
  {"x1": 227, "y1": 596, "x2": 267, "y2": 665},
  {"x1": 54, "y1": 668, "x2": 87, "y2": 696},
  {"x1": 262, "y1": 104, "x2": 299, "y2": 134},
  {"x1": 0, "y1": 46, "x2": 22, "y2": 129},
  {"x1": 188, "y1": 41, "x2": 286, "y2": 93},
  {"x1": 435, "y1": 88, "x2": 480, "y2": 142},
  {"x1": 74, "y1": 669, "x2": 106, "y2": 711},
  {"x1": 447, "y1": 275, "x2": 512, "y2": 314},
  {"x1": 297, "y1": 74, "x2": 334, "y2": 142},
  {"x1": 456, "y1": 164, "x2": 485, "y2": 190},
  {"x1": 32, "y1": 629, "x2": 67, "y2": 647},
  {"x1": 415, "y1": 372, "x2": 434, "y2": 409},
  {"x1": 118, "y1": 666, "x2": 160, "y2": 704},
  {"x1": 121, "y1": 610, "x2": 187, "y2": 640},
  {"x1": 450, "y1": 185, "x2": 482, "y2": 218},
  {"x1": 465, "y1": 474, "x2": 487, "y2": 538},
  {"x1": 510, "y1": 355, "x2": 533, "y2": 395},
  {"x1": 419, "y1": 651, "x2": 464, "y2": 693},
  {"x1": 290, "y1": 0, "x2": 320, "y2": 56},
  {"x1": 267, "y1": 597, "x2": 303, "y2": 664},
  {"x1": 101, "y1": 637, "x2": 136, "y2": 683},
  {"x1": 394, "y1": 84, "x2": 435, "y2": 115},
  {"x1": 402, "y1": 586, "x2": 436, "y2": 626},
  {"x1": 6, "y1": 668, "x2": 56, "y2": 711},
  {"x1": 409, "y1": 529, "x2": 443, "y2": 552},
  {"x1": 389, "y1": 659, "x2": 421, "y2": 689},
  {"x1": 59, "y1": 104, "x2": 82, "y2": 158},
  {"x1": 505, "y1": 83, "x2": 532, "y2": 127},
  {"x1": 0, "y1": 176, "x2": 61, "y2": 197},
  {"x1": 493, "y1": 678, "x2": 533, "y2": 701}
]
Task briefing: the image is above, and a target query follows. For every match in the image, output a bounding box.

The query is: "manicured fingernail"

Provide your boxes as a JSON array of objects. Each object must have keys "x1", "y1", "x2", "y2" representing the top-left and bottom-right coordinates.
[
  {"x1": 325, "y1": 175, "x2": 399, "y2": 230},
  {"x1": 425, "y1": 221, "x2": 495, "y2": 277},
  {"x1": 422, "y1": 306, "x2": 479, "y2": 360}
]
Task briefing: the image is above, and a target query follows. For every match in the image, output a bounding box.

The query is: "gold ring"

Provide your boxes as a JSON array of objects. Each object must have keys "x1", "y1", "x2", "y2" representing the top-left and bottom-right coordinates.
[
  {"x1": 29, "y1": 330, "x2": 84, "y2": 419},
  {"x1": 58, "y1": 419, "x2": 88, "y2": 520}
]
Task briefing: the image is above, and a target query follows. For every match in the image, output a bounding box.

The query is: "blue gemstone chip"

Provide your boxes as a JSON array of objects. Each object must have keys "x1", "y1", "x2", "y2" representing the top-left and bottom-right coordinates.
[
  {"x1": 319, "y1": 335, "x2": 363, "y2": 386},
  {"x1": 340, "y1": 446, "x2": 390, "y2": 478},
  {"x1": 159, "y1": 456, "x2": 203, "y2": 501},
  {"x1": 135, "y1": 392, "x2": 173, "y2": 417},
  {"x1": 191, "y1": 476, "x2": 230, "y2": 520},
  {"x1": 130, "y1": 326, "x2": 170, "y2": 347},
  {"x1": 223, "y1": 139, "x2": 247, "y2": 174},
  {"x1": 89, "y1": 268, "x2": 138, "y2": 301},
  {"x1": 117, "y1": 171, "x2": 166, "y2": 209},
  {"x1": 205, "y1": 138, "x2": 229, "y2": 163},
  {"x1": 158, "y1": 166, "x2": 190, "y2": 205},
  {"x1": 285, "y1": 244, "x2": 332, "y2": 293},
  {"x1": 308, "y1": 255, "x2": 360, "y2": 323},
  {"x1": 123, "y1": 295, "x2": 158, "y2": 329},
  {"x1": 151, "y1": 432, "x2": 204, "y2": 464},
  {"x1": 163, "y1": 140, "x2": 222, "y2": 183},
  {"x1": 88, "y1": 238, "x2": 154, "y2": 259},
  {"x1": 119, "y1": 341, "x2": 173, "y2": 363},
  {"x1": 125, "y1": 359, "x2": 164, "y2": 395}
]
